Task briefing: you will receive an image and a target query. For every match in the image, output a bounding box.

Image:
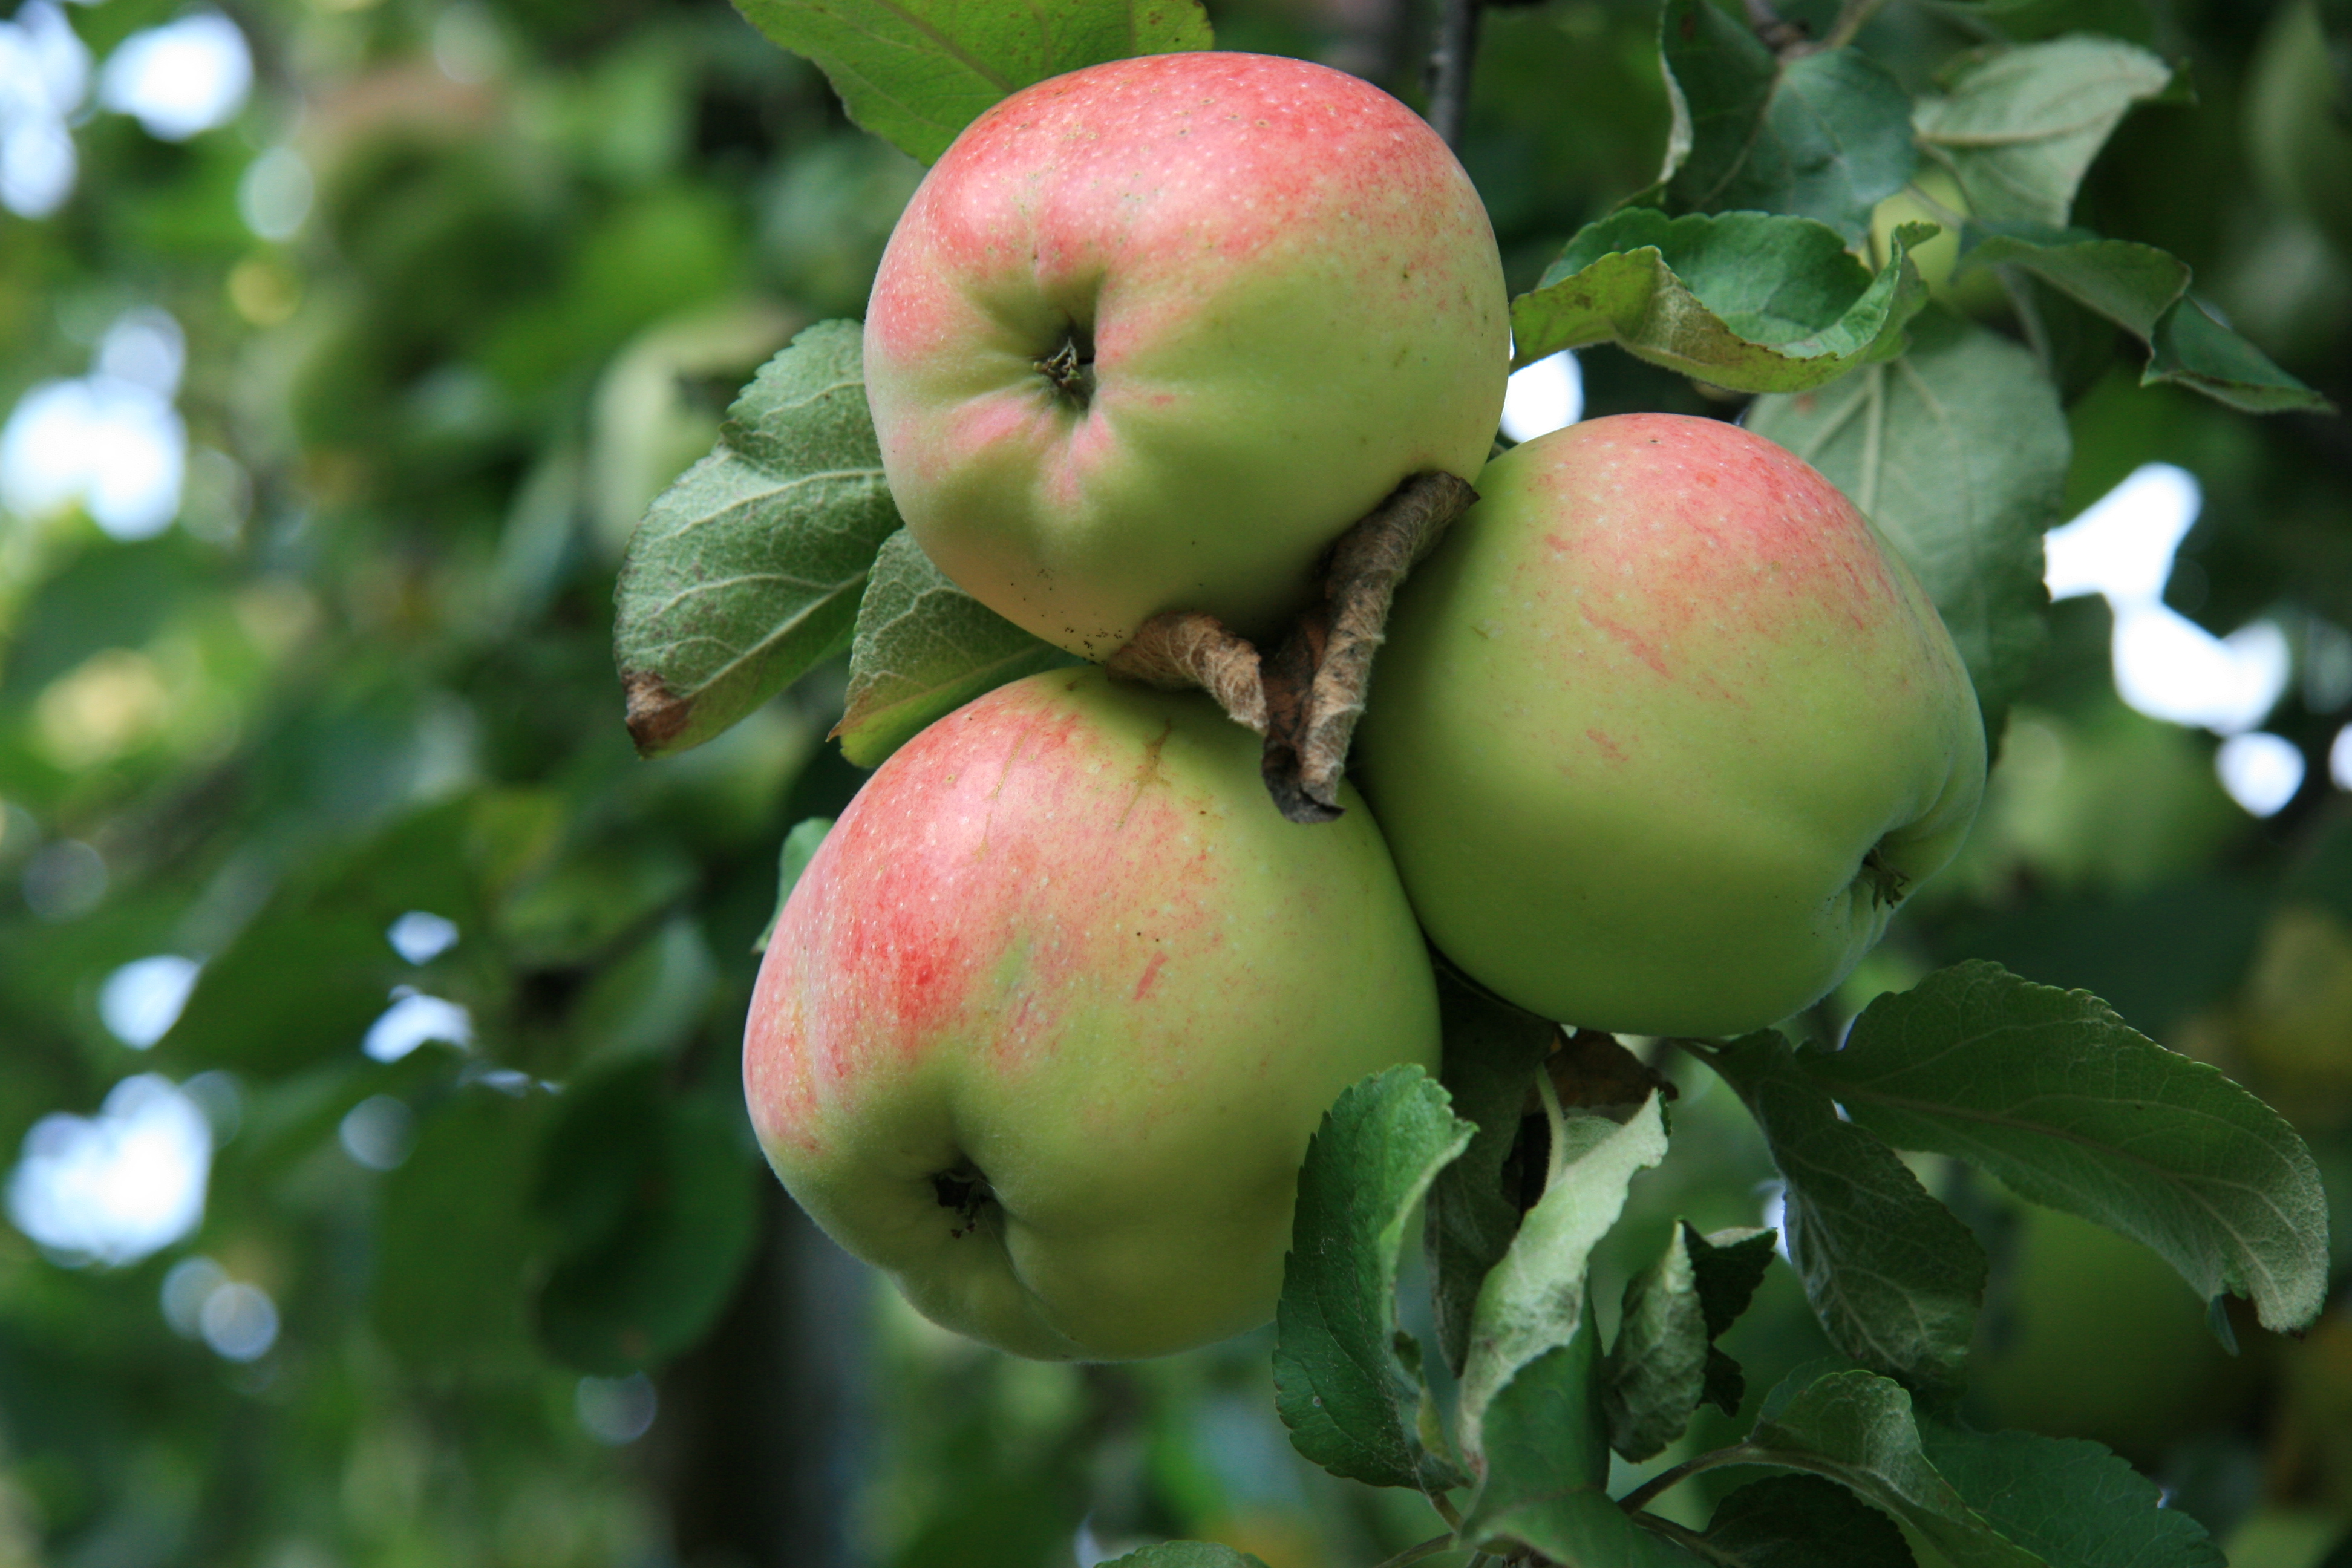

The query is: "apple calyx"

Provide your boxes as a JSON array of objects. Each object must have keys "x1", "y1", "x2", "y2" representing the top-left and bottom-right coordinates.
[
  {"x1": 1034, "y1": 327, "x2": 1096, "y2": 404},
  {"x1": 1104, "y1": 469, "x2": 1478, "y2": 825},
  {"x1": 1860, "y1": 845, "x2": 1912, "y2": 908},
  {"x1": 931, "y1": 1163, "x2": 993, "y2": 1240}
]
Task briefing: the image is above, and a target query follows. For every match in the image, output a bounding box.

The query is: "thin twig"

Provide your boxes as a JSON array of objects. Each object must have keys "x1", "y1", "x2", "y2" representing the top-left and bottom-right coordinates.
[
  {"x1": 1372, "y1": 1532, "x2": 1458, "y2": 1568},
  {"x1": 1427, "y1": 0, "x2": 1484, "y2": 150},
  {"x1": 1820, "y1": 0, "x2": 1893, "y2": 50},
  {"x1": 1742, "y1": 0, "x2": 1811, "y2": 53},
  {"x1": 1897, "y1": 178, "x2": 1968, "y2": 233},
  {"x1": 1615, "y1": 1444, "x2": 1761, "y2": 1515},
  {"x1": 1857, "y1": 365, "x2": 1886, "y2": 518},
  {"x1": 1996, "y1": 263, "x2": 2053, "y2": 379}
]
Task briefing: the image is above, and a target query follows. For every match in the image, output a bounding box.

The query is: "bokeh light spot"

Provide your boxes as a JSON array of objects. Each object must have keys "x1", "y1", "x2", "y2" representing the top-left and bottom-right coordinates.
[
  {"x1": 99, "y1": 955, "x2": 202, "y2": 1048},
  {"x1": 2215, "y1": 731, "x2": 2306, "y2": 818},
  {"x1": 7, "y1": 1074, "x2": 211, "y2": 1266},
  {"x1": 575, "y1": 1374, "x2": 656, "y2": 1445},
  {"x1": 1500, "y1": 350, "x2": 1582, "y2": 445},
  {"x1": 97, "y1": 12, "x2": 250, "y2": 140}
]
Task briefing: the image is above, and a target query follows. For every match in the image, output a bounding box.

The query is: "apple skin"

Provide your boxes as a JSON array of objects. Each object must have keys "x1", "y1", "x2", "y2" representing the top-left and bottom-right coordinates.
[
  {"x1": 743, "y1": 667, "x2": 1440, "y2": 1359},
  {"x1": 1353, "y1": 414, "x2": 1986, "y2": 1039},
  {"x1": 863, "y1": 51, "x2": 1509, "y2": 661},
  {"x1": 1968, "y1": 1203, "x2": 2243, "y2": 1467}
]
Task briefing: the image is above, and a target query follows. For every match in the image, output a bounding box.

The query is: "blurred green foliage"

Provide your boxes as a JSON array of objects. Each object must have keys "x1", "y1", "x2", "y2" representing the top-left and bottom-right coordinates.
[{"x1": 0, "y1": 0, "x2": 2347, "y2": 1566}]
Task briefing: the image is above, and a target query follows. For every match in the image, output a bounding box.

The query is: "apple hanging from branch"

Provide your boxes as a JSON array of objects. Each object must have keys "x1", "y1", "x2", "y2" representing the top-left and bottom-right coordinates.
[
  {"x1": 1354, "y1": 413, "x2": 1988, "y2": 1039},
  {"x1": 744, "y1": 667, "x2": 1442, "y2": 1360},
  {"x1": 863, "y1": 50, "x2": 1511, "y2": 662}
]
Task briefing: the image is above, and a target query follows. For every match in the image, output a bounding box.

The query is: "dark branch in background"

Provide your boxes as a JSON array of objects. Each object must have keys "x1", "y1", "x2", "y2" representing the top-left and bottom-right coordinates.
[
  {"x1": 1426, "y1": 0, "x2": 1484, "y2": 150},
  {"x1": 1742, "y1": 0, "x2": 1812, "y2": 54}
]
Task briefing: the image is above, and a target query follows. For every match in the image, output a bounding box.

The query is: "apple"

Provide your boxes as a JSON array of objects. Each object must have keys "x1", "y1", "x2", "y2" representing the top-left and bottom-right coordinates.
[
  {"x1": 1968, "y1": 1203, "x2": 2244, "y2": 1466},
  {"x1": 743, "y1": 667, "x2": 1440, "y2": 1359},
  {"x1": 2231, "y1": 901, "x2": 2352, "y2": 1130},
  {"x1": 863, "y1": 51, "x2": 1509, "y2": 661},
  {"x1": 1353, "y1": 414, "x2": 1986, "y2": 1039}
]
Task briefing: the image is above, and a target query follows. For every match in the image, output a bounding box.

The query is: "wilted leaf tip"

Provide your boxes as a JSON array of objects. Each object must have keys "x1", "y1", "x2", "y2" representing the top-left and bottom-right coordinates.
[{"x1": 623, "y1": 669, "x2": 694, "y2": 756}]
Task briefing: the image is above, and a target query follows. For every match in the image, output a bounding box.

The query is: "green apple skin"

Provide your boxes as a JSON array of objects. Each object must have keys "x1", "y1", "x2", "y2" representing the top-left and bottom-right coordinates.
[
  {"x1": 743, "y1": 668, "x2": 1440, "y2": 1360},
  {"x1": 1968, "y1": 1204, "x2": 2242, "y2": 1466},
  {"x1": 863, "y1": 51, "x2": 1509, "y2": 661},
  {"x1": 1354, "y1": 414, "x2": 1986, "y2": 1039}
]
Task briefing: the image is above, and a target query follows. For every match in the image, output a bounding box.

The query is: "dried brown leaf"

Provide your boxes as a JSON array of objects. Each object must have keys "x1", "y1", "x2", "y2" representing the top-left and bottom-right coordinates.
[
  {"x1": 1261, "y1": 471, "x2": 1478, "y2": 823},
  {"x1": 1105, "y1": 611, "x2": 1267, "y2": 733}
]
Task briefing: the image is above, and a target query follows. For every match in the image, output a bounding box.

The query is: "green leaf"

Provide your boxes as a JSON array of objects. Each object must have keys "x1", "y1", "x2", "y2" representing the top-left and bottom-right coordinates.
[
  {"x1": 1511, "y1": 209, "x2": 1932, "y2": 388},
  {"x1": 1961, "y1": 224, "x2": 2188, "y2": 338},
  {"x1": 1958, "y1": 226, "x2": 2334, "y2": 414},
  {"x1": 753, "y1": 816, "x2": 833, "y2": 953},
  {"x1": 374, "y1": 1087, "x2": 554, "y2": 1372},
  {"x1": 1465, "y1": 1410, "x2": 1705, "y2": 1568},
  {"x1": 1804, "y1": 961, "x2": 2331, "y2": 1334},
  {"x1": 1457, "y1": 1089, "x2": 1670, "y2": 1461},
  {"x1": 613, "y1": 321, "x2": 903, "y2": 759},
  {"x1": 1689, "y1": 1227, "x2": 1778, "y2": 1411},
  {"x1": 1913, "y1": 37, "x2": 2176, "y2": 227},
  {"x1": 2147, "y1": 295, "x2": 2339, "y2": 414},
  {"x1": 1603, "y1": 1223, "x2": 1708, "y2": 1462},
  {"x1": 1273, "y1": 1065, "x2": 1475, "y2": 1491},
  {"x1": 1745, "y1": 309, "x2": 2063, "y2": 737},
  {"x1": 1423, "y1": 973, "x2": 1556, "y2": 1377},
  {"x1": 1704, "y1": 1034, "x2": 1985, "y2": 1396},
  {"x1": 1746, "y1": 1369, "x2": 2044, "y2": 1567},
  {"x1": 533, "y1": 1068, "x2": 762, "y2": 1375},
  {"x1": 1699, "y1": 1474, "x2": 1916, "y2": 1568},
  {"x1": 1096, "y1": 1545, "x2": 1271, "y2": 1568},
  {"x1": 1916, "y1": 1420, "x2": 2227, "y2": 1567},
  {"x1": 567, "y1": 916, "x2": 721, "y2": 1076},
  {"x1": 159, "y1": 798, "x2": 481, "y2": 1078},
  {"x1": 833, "y1": 529, "x2": 1079, "y2": 768},
  {"x1": 729, "y1": 0, "x2": 1213, "y2": 166},
  {"x1": 495, "y1": 838, "x2": 700, "y2": 969},
  {"x1": 1457, "y1": 1336, "x2": 1622, "y2": 1554},
  {"x1": 1655, "y1": 0, "x2": 1918, "y2": 242}
]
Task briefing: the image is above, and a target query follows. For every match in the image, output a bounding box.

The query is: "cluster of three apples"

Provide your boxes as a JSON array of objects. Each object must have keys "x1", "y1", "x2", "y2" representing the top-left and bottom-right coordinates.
[{"x1": 745, "y1": 53, "x2": 1986, "y2": 1361}]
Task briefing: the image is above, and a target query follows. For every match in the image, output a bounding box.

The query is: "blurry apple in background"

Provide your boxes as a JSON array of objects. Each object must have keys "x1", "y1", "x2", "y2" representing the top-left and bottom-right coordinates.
[
  {"x1": 744, "y1": 668, "x2": 1440, "y2": 1360},
  {"x1": 1969, "y1": 1203, "x2": 2246, "y2": 1467},
  {"x1": 1355, "y1": 414, "x2": 1986, "y2": 1039},
  {"x1": 2229, "y1": 900, "x2": 2352, "y2": 1129},
  {"x1": 863, "y1": 51, "x2": 1509, "y2": 661}
]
